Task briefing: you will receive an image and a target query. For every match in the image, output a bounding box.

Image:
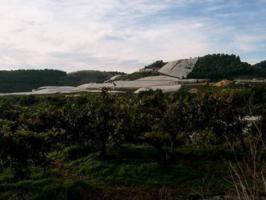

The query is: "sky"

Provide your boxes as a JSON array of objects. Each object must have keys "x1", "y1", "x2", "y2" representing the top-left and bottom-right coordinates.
[{"x1": 0, "y1": 0, "x2": 265, "y2": 73}]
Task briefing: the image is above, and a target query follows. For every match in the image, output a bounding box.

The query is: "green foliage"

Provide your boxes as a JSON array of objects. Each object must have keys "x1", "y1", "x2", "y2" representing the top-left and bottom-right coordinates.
[
  {"x1": 253, "y1": 60, "x2": 266, "y2": 77},
  {"x1": 68, "y1": 151, "x2": 226, "y2": 188},
  {"x1": 61, "y1": 70, "x2": 125, "y2": 85},
  {"x1": 0, "y1": 130, "x2": 49, "y2": 179},
  {"x1": 0, "y1": 70, "x2": 124, "y2": 93},
  {"x1": 191, "y1": 129, "x2": 217, "y2": 148},
  {"x1": 0, "y1": 69, "x2": 66, "y2": 93},
  {"x1": 0, "y1": 84, "x2": 264, "y2": 198},
  {"x1": 37, "y1": 180, "x2": 98, "y2": 200},
  {"x1": 188, "y1": 54, "x2": 255, "y2": 79},
  {"x1": 162, "y1": 101, "x2": 192, "y2": 154},
  {"x1": 144, "y1": 60, "x2": 167, "y2": 70},
  {"x1": 254, "y1": 60, "x2": 266, "y2": 68},
  {"x1": 87, "y1": 88, "x2": 117, "y2": 159}
]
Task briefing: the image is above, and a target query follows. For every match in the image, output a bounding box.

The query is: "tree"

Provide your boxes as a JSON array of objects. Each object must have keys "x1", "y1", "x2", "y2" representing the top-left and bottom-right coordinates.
[
  {"x1": 188, "y1": 54, "x2": 253, "y2": 79},
  {"x1": 135, "y1": 90, "x2": 169, "y2": 164},
  {"x1": 89, "y1": 88, "x2": 117, "y2": 159},
  {"x1": 113, "y1": 98, "x2": 134, "y2": 148},
  {"x1": 162, "y1": 101, "x2": 190, "y2": 155},
  {"x1": 0, "y1": 128, "x2": 49, "y2": 179},
  {"x1": 204, "y1": 94, "x2": 246, "y2": 149}
]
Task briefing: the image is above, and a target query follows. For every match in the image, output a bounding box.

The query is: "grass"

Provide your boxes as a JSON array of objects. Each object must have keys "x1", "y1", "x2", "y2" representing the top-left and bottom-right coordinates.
[
  {"x1": 69, "y1": 155, "x2": 197, "y2": 187},
  {"x1": 0, "y1": 145, "x2": 237, "y2": 199},
  {"x1": 66, "y1": 145, "x2": 231, "y2": 191}
]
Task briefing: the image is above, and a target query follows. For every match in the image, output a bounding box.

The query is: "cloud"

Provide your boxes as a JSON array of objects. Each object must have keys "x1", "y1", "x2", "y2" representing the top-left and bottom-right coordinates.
[
  {"x1": 233, "y1": 35, "x2": 266, "y2": 52},
  {"x1": 0, "y1": 0, "x2": 265, "y2": 72}
]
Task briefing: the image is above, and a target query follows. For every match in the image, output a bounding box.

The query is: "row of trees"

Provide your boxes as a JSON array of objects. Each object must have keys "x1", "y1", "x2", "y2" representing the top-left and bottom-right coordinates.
[{"x1": 0, "y1": 86, "x2": 265, "y2": 178}]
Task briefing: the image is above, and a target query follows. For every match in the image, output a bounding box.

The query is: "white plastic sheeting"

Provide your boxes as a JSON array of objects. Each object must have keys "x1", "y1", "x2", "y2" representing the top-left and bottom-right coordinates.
[
  {"x1": 0, "y1": 59, "x2": 202, "y2": 96},
  {"x1": 137, "y1": 75, "x2": 179, "y2": 81},
  {"x1": 134, "y1": 85, "x2": 182, "y2": 94},
  {"x1": 159, "y1": 58, "x2": 198, "y2": 78},
  {"x1": 78, "y1": 77, "x2": 178, "y2": 90}
]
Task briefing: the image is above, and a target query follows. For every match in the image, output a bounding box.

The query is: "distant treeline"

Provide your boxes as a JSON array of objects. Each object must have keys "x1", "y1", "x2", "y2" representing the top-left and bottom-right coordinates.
[
  {"x1": 0, "y1": 70, "x2": 124, "y2": 93},
  {"x1": 188, "y1": 54, "x2": 266, "y2": 79},
  {"x1": 1, "y1": 54, "x2": 266, "y2": 92},
  {"x1": 118, "y1": 55, "x2": 266, "y2": 81}
]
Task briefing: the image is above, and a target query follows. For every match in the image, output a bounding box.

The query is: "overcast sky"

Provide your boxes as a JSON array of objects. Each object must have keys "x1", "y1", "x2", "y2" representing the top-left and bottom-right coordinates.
[{"x1": 0, "y1": 0, "x2": 265, "y2": 72}]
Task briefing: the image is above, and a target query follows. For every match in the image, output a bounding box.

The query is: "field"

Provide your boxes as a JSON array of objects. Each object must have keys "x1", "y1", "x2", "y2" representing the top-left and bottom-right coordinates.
[{"x1": 0, "y1": 83, "x2": 265, "y2": 199}]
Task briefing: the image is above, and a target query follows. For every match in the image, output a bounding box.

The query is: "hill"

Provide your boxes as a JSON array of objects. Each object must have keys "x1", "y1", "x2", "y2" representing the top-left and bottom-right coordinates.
[
  {"x1": 1, "y1": 55, "x2": 266, "y2": 93},
  {"x1": 253, "y1": 60, "x2": 266, "y2": 77},
  {"x1": 254, "y1": 60, "x2": 266, "y2": 68},
  {"x1": 187, "y1": 54, "x2": 254, "y2": 79},
  {"x1": 0, "y1": 69, "x2": 124, "y2": 93},
  {"x1": 61, "y1": 70, "x2": 124, "y2": 85},
  {"x1": 187, "y1": 54, "x2": 266, "y2": 79},
  {"x1": 0, "y1": 70, "x2": 66, "y2": 93}
]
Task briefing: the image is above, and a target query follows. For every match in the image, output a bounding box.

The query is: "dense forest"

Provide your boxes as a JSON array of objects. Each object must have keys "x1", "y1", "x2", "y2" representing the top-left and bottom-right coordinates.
[
  {"x1": 188, "y1": 54, "x2": 266, "y2": 79},
  {"x1": 0, "y1": 70, "x2": 66, "y2": 93},
  {"x1": 61, "y1": 70, "x2": 124, "y2": 85},
  {"x1": 253, "y1": 60, "x2": 266, "y2": 76},
  {"x1": 0, "y1": 70, "x2": 124, "y2": 93},
  {"x1": 254, "y1": 60, "x2": 266, "y2": 68},
  {"x1": 0, "y1": 61, "x2": 167, "y2": 93},
  {"x1": 0, "y1": 83, "x2": 265, "y2": 199}
]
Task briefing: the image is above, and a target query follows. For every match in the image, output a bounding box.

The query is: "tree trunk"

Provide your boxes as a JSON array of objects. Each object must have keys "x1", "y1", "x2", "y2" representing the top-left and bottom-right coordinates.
[
  {"x1": 154, "y1": 144, "x2": 168, "y2": 166},
  {"x1": 99, "y1": 140, "x2": 107, "y2": 160},
  {"x1": 170, "y1": 135, "x2": 175, "y2": 154}
]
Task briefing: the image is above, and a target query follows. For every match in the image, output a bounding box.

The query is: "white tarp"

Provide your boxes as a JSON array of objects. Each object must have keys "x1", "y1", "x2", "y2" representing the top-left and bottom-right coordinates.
[
  {"x1": 134, "y1": 85, "x2": 182, "y2": 94},
  {"x1": 159, "y1": 58, "x2": 198, "y2": 78}
]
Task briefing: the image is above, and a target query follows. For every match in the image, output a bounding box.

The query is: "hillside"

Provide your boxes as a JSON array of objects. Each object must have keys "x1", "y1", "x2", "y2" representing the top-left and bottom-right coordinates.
[
  {"x1": 187, "y1": 54, "x2": 266, "y2": 79},
  {"x1": 254, "y1": 60, "x2": 266, "y2": 68},
  {"x1": 1, "y1": 55, "x2": 266, "y2": 93},
  {"x1": 253, "y1": 60, "x2": 266, "y2": 77},
  {"x1": 0, "y1": 70, "x2": 66, "y2": 93},
  {"x1": 61, "y1": 70, "x2": 125, "y2": 85},
  {"x1": 187, "y1": 54, "x2": 253, "y2": 79},
  {"x1": 0, "y1": 70, "x2": 124, "y2": 93}
]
